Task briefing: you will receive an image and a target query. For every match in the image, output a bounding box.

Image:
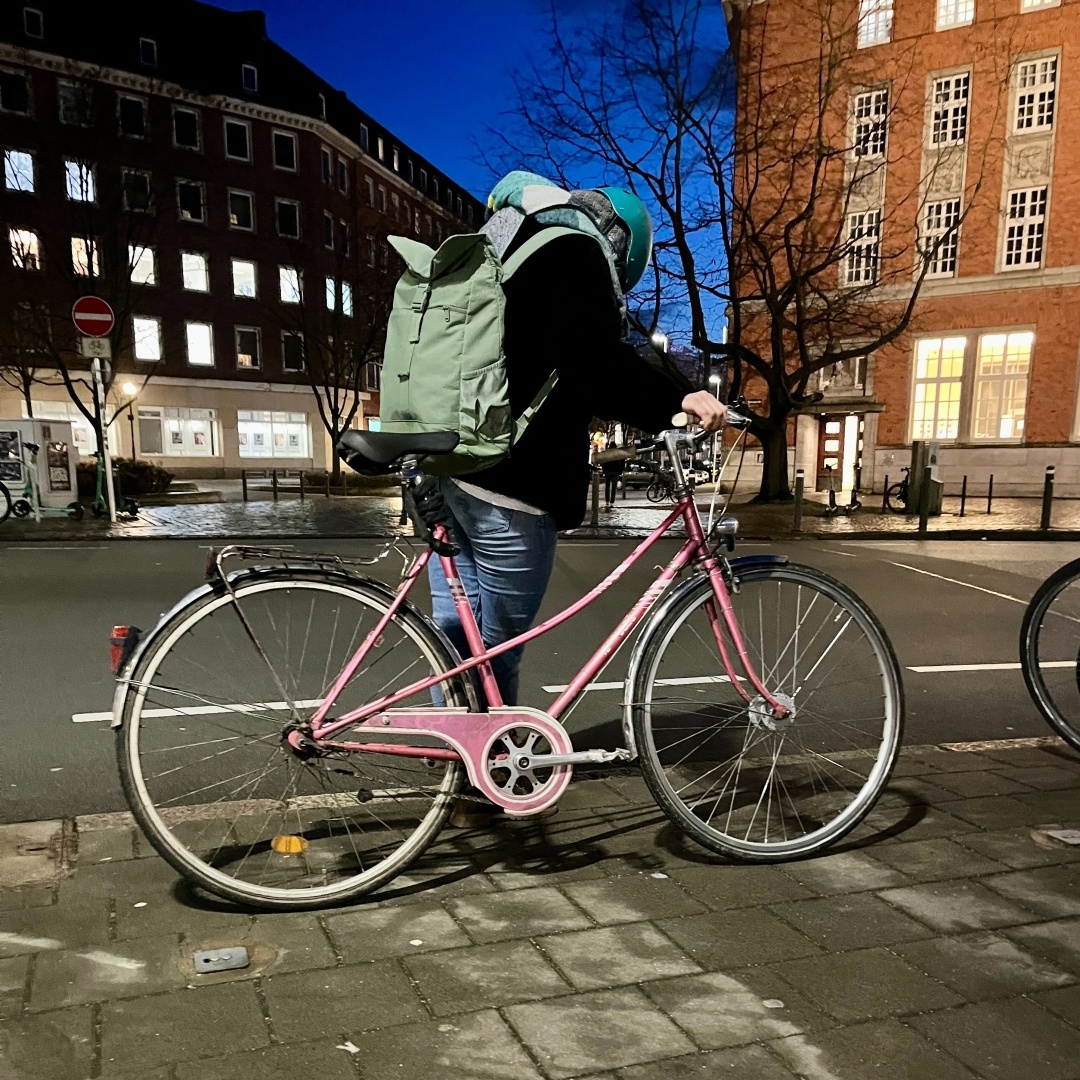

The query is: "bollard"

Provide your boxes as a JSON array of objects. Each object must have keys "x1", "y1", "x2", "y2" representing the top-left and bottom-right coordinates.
[
  {"x1": 241, "y1": 470, "x2": 248, "y2": 502},
  {"x1": 299, "y1": 471, "x2": 305, "y2": 500},
  {"x1": 1041, "y1": 465, "x2": 1055, "y2": 531},
  {"x1": 881, "y1": 474, "x2": 889, "y2": 511},
  {"x1": 987, "y1": 474, "x2": 994, "y2": 514},
  {"x1": 324, "y1": 471, "x2": 331, "y2": 498},
  {"x1": 918, "y1": 465, "x2": 932, "y2": 535},
  {"x1": 959, "y1": 474, "x2": 967, "y2": 517},
  {"x1": 793, "y1": 468, "x2": 805, "y2": 532},
  {"x1": 590, "y1": 471, "x2": 600, "y2": 526},
  {"x1": 399, "y1": 482, "x2": 409, "y2": 526},
  {"x1": 271, "y1": 470, "x2": 279, "y2": 501}
]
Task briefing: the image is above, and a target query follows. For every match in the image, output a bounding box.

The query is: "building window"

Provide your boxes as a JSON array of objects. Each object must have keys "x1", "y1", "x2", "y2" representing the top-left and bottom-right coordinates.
[
  {"x1": 276, "y1": 199, "x2": 300, "y2": 239},
  {"x1": 921, "y1": 199, "x2": 961, "y2": 277},
  {"x1": 185, "y1": 322, "x2": 214, "y2": 366},
  {"x1": 58, "y1": 81, "x2": 91, "y2": 125},
  {"x1": 282, "y1": 331, "x2": 305, "y2": 372},
  {"x1": 117, "y1": 95, "x2": 145, "y2": 137},
  {"x1": 420, "y1": 168, "x2": 428, "y2": 192},
  {"x1": 362, "y1": 361, "x2": 381, "y2": 392},
  {"x1": 936, "y1": 0, "x2": 974, "y2": 29},
  {"x1": 407, "y1": 159, "x2": 415, "y2": 183},
  {"x1": 272, "y1": 130, "x2": 297, "y2": 171},
  {"x1": 432, "y1": 177, "x2": 440, "y2": 201},
  {"x1": 140, "y1": 407, "x2": 217, "y2": 457},
  {"x1": 1015, "y1": 56, "x2": 1057, "y2": 132},
  {"x1": 337, "y1": 157, "x2": 348, "y2": 192},
  {"x1": 338, "y1": 220, "x2": 351, "y2": 254},
  {"x1": 341, "y1": 281, "x2": 354, "y2": 316},
  {"x1": 4, "y1": 149, "x2": 34, "y2": 192},
  {"x1": 181, "y1": 252, "x2": 209, "y2": 292},
  {"x1": 393, "y1": 146, "x2": 400, "y2": 171},
  {"x1": 132, "y1": 316, "x2": 161, "y2": 362},
  {"x1": 279, "y1": 266, "x2": 302, "y2": 303},
  {"x1": 27, "y1": 400, "x2": 117, "y2": 456},
  {"x1": 9, "y1": 228, "x2": 41, "y2": 270},
  {"x1": 242, "y1": 64, "x2": 258, "y2": 93},
  {"x1": 911, "y1": 336, "x2": 965, "y2": 440},
  {"x1": 853, "y1": 88, "x2": 888, "y2": 158},
  {"x1": 129, "y1": 244, "x2": 156, "y2": 285},
  {"x1": 456, "y1": 196, "x2": 463, "y2": 217},
  {"x1": 326, "y1": 278, "x2": 354, "y2": 316},
  {"x1": 71, "y1": 236, "x2": 99, "y2": 276},
  {"x1": 318, "y1": 92, "x2": 326, "y2": 119},
  {"x1": 235, "y1": 326, "x2": 261, "y2": 369},
  {"x1": 232, "y1": 259, "x2": 257, "y2": 298},
  {"x1": 177, "y1": 180, "x2": 205, "y2": 222},
  {"x1": 391, "y1": 192, "x2": 400, "y2": 220},
  {"x1": 930, "y1": 74, "x2": 969, "y2": 145},
  {"x1": 139, "y1": 37, "x2": 157, "y2": 68},
  {"x1": 324, "y1": 212, "x2": 334, "y2": 249},
  {"x1": 64, "y1": 160, "x2": 95, "y2": 202},
  {"x1": 973, "y1": 331, "x2": 1032, "y2": 440},
  {"x1": 435, "y1": 220, "x2": 443, "y2": 245},
  {"x1": 228, "y1": 190, "x2": 255, "y2": 231},
  {"x1": 359, "y1": 124, "x2": 369, "y2": 152},
  {"x1": 325, "y1": 276, "x2": 337, "y2": 311},
  {"x1": 424, "y1": 214, "x2": 432, "y2": 238},
  {"x1": 1004, "y1": 186, "x2": 1047, "y2": 268},
  {"x1": 365, "y1": 177, "x2": 375, "y2": 207},
  {"x1": 122, "y1": 169, "x2": 152, "y2": 212},
  {"x1": 23, "y1": 8, "x2": 43, "y2": 38},
  {"x1": 377, "y1": 185, "x2": 387, "y2": 213},
  {"x1": 1021, "y1": 0, "x2": 1059, "y2": 8},
  {"x1": 0, "y1": 70, "x2": 30, "y2": 115},
  {"x1": 377, "y1": 136, "x2": 385, "y2": 160},
  {"x1": 320, "y1": 147, "x2": 332, "y2": 184},
  {"x1": 843, "y1": 210, "x2": 881, "y2": 285},
  {"x1": 237, "y1": 410, "x2": 310, "y2": 459},
  {"x1": 173, "y1": 107, "x2": 200, "y2": 149},
  {"x1": 224, "y1": 119, "x2": 251, "y2": 161}
]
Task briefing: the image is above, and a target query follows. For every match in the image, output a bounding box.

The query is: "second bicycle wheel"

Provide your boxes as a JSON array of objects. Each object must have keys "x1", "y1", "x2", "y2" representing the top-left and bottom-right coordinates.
[
  {"x1": 0, "y1": 482, "x2": 10, "y2": 525},
  {"x1": 117, "y1": 568, "x2": 471, "y2": 910},
  {"x1": 1020, "y1": 557, "x2": 1080, "y2": 752},
  {"x1": 632, "y1": 564, "x2": 903, "y2": 861}
]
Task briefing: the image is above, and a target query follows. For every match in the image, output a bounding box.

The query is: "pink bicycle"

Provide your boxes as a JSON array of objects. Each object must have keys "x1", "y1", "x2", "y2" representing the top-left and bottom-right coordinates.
[{"x1": 111, "y1": 413, "x2": 903, "y2": 910}]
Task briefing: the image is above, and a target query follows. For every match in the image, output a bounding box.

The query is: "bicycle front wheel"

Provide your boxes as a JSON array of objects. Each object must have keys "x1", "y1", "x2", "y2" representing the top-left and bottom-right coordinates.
[
  {"x1": 646, "y1": 481, "x2": 666, "y2": 503},
  {"x1": 0, "y1": 482, "x2": 10, "y2": 524},
  {"x1": 632, "y1": 565, "x2": 903, "y2": 861},
  {"x1": 117, "y1": 569, "x2": 470, "y2": 910},
  {"x1": 1020, "y1": 558, "x2": 1080, "y2": 752},
  {"x1": 884, "y1": 483, "x2": 907, "y2": 513}
]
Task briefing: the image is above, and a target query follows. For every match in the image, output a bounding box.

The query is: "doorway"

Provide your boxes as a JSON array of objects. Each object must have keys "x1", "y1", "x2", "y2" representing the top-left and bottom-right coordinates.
[{"x1": 816, "y1": 414, "x2": 862, "y2": 492}]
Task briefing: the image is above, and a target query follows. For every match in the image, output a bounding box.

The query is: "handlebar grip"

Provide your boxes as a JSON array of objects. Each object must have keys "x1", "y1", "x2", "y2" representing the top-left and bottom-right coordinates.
[
  {"x1": 670, "y1": 411, "x2": 689, "y2": 429},
  {"x1": 725, "y1": 409, "x2": 751, "y2": 429}
]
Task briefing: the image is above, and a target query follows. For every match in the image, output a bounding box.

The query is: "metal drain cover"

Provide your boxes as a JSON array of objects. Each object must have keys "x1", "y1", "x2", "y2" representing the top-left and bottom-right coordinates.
[{"x1": 193, "y1": 946, "x2": 250, "y2": 973}]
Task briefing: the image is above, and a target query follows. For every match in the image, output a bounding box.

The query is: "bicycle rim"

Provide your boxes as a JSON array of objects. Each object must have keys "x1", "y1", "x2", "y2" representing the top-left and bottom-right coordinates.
[
  {"x1": 117, "y1": 572, "x2": 467, "y2": 909},
  {"x1": 634, "y1": 566, "x2": 903, "y2": 860},
  {"x1": 0, "y1": 483, "x2": 10, "y2": 525},
  {"x1": 1020, "y1": 559, "x2": 1080, "y2": 752}
]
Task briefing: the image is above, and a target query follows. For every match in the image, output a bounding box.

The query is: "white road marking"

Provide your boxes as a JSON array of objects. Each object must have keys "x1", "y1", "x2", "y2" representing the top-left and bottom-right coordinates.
[
  {"x1": 888, "y1": 561, "x2": 1026, "y2": 605},
  {"x1": 5, "y1": 545, "x2": 108, "y2": 551},
  {"x1": 541, "y1": 675, "x2": 739, "y2": 694},
  {"x1": 72, "y1": 697, "x2": 325, "y2": 724}
]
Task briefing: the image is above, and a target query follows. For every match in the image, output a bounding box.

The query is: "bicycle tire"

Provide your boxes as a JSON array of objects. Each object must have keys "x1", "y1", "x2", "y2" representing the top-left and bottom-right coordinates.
[
  {"x1": 116, "y1": 568, "x2": 471, "y2": 910},
  {"x1": 1020, "y1": 557, "x2": 1080, "y2": 752},
  {"x1": 0, "y1": 482, "x2": 10, "y2": 525},
  {"x1": 11, "y1": 499, "x2": 30, "y2": 518},
  {"x1": 646, "y1": 481, "x2": 667, "y2": 503},
  {"x1": 632, "y1": 565, "x2": 904, "y2": 861},
  {"x1": 884, "y1": 482, "x2": 907, "y2": 514}
]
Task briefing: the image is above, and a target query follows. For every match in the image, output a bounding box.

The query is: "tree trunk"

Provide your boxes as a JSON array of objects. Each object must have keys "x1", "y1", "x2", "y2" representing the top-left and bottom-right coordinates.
[{"x1": 753, "y1": 420, "x2": 793, "y2": 502}]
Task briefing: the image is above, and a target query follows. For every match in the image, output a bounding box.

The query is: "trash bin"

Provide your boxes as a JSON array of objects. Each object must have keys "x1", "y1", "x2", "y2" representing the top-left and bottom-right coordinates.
[{"x1": 909, "y1": 441, "x2": 942, "y2": 516}]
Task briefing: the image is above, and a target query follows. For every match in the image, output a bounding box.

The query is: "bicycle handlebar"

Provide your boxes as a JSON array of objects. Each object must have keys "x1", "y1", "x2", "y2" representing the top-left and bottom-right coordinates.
[{"x1": 632, "y1": 409, "x2": 752, "y2": 454}]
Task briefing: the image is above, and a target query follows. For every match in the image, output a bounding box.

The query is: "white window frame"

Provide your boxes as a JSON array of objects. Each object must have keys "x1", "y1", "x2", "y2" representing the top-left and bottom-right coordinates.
[
  {"x1": 359, "y1": 124, "x2": 369, "y2": 152},
  {"x1": 279, "y1": 266, "x2": 302, "y2": 304},
  {"x1": 139, "y1": 37, "x2": 157, "y2": 68},
  {"x1": 172, "y1": 106, "x2": 200, "y2": 150},
  {"x1": 117, "y1": 94, "x2": 146, "y2": 138},
  {"x1": 71, "y1": 235, "x2": 99, "y2": 277},
  {"x1": 181, "y1": 251, "x2": 209, "y2": 292},
  {"x1": 4, "y1": 149, "x2": 34, "y2": 192},
  {"x1": 128, "y1": 244, "x2": 156, "y2": 286},
  {"x1": 281, "y1": 331, "x2": 305, "y2": 373},
  {"x1": 336, "y1": 157, "x2": 348, "y2": 192},
  {"x1": 325, "y1": 276, "x2": 337, "y2": 311},
  {"x1": 1021, "y1": 0, "x2": 1059, "y2": 10},
  {"x1": 272, "y1": 129, "x2": 297, "y2": 171},
  {"x1": 177, "y1": 179, "x2": 205, "y2": 223},
  {"x1": 242, "y1": 64, "x2": 258, "y2": 93},
  {"x1": 132, "y1": 316, "x2": 161, "y2": 362},
  {"x1": 140, "y1": 407, "x2": 217, "y2": 458},
  {"x1": 930, "y1": 73, "x2": 969, "y2": 146},
  {"x1": 393, "y1": 146, "x2": 400, "y2": 171},
  {"x1": 236, "y1": 410, "x2": 311, "y2": 459},
  {"x1": 9, "y1": 227, "x2": 40, "y2": 270},
  {"x1": 185, "y1": 322, "x2": 214, "y2": 367},
  {"x1": 910, "y1": 336, "x2": 967, "y2": 441},
  {"x1": 64, "y1": 159, "x2": 95, "y2": 202},
  {"x1": 122, "y1": 168, "x2": 152, "y2": 212},
  {"x1": 57, "y1": 81, "x2": 90, "y2": 126},
  {"x1": 23, "y1": 8, "x2": 43, "y2": 38},
  {"x1": 377, "y1": 136, "x2": 385, "y2": 160},
  {"x1": 275, "y1": 198, "x2": 301, "y2": 239},
  {"x1": 972, "y1": 331, "x2": 1032, "y2": 441},
  {"x1": 1014, "y1": 56, "x2": 1057, "y2": 133},
  {"x1": 0, "y1": 69, "x2": 30, "y2": 116},
  {"x1": 936, "y1": 0, "x2": 974, "y2": 29},
  {"x1": 320, "y1": 146, "x2": 332, "y2": 184},
  {"x1": 228, "y1": 189, "x2": 255, "y2": 232},
  {"x1": 842, "y1": 210, "x2": 881, "y2": 286},
  {"x1": 1003, "y1": 186, "x2": 1048, "y2": 270},
  {"x1": 852, "y1": 88, "x2": 889, "y2": 159},
  {"x1": 324, "y1": 212, "x2": 334, "y2": 250},
  {"x1": 224, "y1": 118, "x2": 252, "y2": 162},
  {"x1": 921, "y1": 198, "x2": 961, "y2": 278},
  {"x1": 342, "y1": 281, "x2": 354, "y2": 317},
  {"x1": 235, "y1": 325, "x2": 261, "y2": 370},
  {"x1": 231, "y1": 259, "x2": 257, "y2": 299}
]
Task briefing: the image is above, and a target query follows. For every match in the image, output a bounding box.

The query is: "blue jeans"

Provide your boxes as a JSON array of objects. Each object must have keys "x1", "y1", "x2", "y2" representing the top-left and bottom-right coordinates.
[{"x1": 427, "y1": 480, "x2": 557, "y2": 707}]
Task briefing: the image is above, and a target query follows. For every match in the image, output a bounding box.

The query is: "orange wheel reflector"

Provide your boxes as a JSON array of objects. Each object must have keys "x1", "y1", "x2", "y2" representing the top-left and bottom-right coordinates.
[{"x1": 271, "y1": 835, "x2": 308, "y2": 855}]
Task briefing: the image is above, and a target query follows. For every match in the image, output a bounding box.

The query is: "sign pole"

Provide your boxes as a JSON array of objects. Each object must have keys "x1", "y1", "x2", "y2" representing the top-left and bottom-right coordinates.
[{"x1": 91, "y1": 358, "x2": 117, "y2": 523}]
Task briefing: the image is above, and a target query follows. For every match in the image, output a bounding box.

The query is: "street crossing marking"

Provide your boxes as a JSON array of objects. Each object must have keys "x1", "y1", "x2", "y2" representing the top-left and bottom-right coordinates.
[
  {"x1": 72, "y1": 697, "x2": 325, "y2": 724},
  {"x1": 908, "y1": 661, "x2": 1074, "y2": 673},
  {"x1": 887, "y1": 562, "x2": 1026, "y2": 605},
  {"x1": 541, "y1": 675, "x2": 739, "y2": 694}
]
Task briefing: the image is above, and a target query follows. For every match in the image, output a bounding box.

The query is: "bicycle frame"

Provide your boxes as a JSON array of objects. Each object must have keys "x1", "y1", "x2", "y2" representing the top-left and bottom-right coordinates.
[{"x1": 307, "y1": 489, "x2": 788, "y2": 751}]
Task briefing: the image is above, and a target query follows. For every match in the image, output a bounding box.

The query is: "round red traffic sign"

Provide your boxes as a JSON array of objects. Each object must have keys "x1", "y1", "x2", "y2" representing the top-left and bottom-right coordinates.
[{"x1": 71, "y1": 296, "x2": 115, "y2": 337}]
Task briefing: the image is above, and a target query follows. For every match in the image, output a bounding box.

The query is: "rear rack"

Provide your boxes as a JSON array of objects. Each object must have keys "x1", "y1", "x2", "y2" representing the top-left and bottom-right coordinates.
[{"x1": 203, "y1": 542, "x2": 415, "y2": 585}]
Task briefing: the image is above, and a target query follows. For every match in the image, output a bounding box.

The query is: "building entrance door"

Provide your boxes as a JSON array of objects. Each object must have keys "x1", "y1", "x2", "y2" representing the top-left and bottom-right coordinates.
[{"x1": 816, "y1": 414, "x2": 863, "y2": 492}]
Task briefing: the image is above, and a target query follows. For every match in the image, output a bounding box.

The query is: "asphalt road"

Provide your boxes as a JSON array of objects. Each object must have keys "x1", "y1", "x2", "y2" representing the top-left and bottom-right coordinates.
[{"x1": 0, "y1": 536, "x2": 1075, "y2": 824}]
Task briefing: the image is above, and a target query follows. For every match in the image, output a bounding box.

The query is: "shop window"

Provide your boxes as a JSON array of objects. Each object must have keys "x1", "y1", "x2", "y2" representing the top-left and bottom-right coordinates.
[
  {"x1": 139, "y1": 407, "x2": 217, "y2": 456},
  {"x1": 237, "y1": 410, "x2": 310, "y2": 458}
]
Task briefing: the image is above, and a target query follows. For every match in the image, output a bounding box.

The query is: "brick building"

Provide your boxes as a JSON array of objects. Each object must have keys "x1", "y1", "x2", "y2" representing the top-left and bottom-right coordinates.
[
  {"x1": 0, "y1": 0, "x2": 481, "y2": 474},
  {"x1": 728, "y1": 0, "x2": 1079, "y2": 495}
]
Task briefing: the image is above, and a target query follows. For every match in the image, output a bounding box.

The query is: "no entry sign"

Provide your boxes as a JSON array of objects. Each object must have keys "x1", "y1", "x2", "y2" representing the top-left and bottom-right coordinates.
[{"x1": 71, "y1": 296, "x2": 115, "y2": 337}]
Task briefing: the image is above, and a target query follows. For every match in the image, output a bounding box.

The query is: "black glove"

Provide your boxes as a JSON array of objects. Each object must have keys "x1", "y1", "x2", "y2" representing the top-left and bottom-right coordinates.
[{"x1": 404, "y1": 477, "x2": 459, "y2": 557}]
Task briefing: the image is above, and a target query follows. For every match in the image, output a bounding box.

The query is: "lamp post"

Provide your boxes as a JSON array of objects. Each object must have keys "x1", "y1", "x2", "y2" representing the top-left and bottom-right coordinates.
[
  {"x1": 650, "y1": 331, "x2": 669, "y2": 354},
  {"x1": 122, "y1": 381, "x2": 138, "y2": 460}
]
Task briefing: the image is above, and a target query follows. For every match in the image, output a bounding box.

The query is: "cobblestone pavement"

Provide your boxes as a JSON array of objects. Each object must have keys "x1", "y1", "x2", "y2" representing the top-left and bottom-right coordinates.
[{"x1": 2, "y1": 740, "x2": 1079, "y2": 1079}]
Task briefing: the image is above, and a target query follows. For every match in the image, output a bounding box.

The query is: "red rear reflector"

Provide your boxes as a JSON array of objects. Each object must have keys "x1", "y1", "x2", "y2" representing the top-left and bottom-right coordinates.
[{"x1": 110, "y1": 626, "x2": 130, "y2": 674}]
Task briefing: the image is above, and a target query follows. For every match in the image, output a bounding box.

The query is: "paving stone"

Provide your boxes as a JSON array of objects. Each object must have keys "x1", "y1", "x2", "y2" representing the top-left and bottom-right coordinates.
[
  {"x1": 0, "y1": 1006, "x2": 94, "y2": 1080},
  {"x1": 656, "y1": 909, "x2": 821, "y2": 970},
  {"x1": 561, "y1": 874, "x2": 708, "y2": 924},
  {"x1": 1003, "y1": 918, "x2": 1080, "y2": 976},
  {"x1": 945, "y1": 794, "x2": 1065, "y2": 830},
  {"x1": 894, "y1": 931, "x2": 1075, "y2": 1000},
  {"x1": 928, "y1": 770, "x2": 1036, "y2": 798},
  {"x1": 640, "y1": 968, "x2": 834, "y2": 1050},
  {"x1": 173, "y1": 1038, "x2": 361, "y2": 1080},
  {"x1": 405, "y1": 938, "x2": 569, "y2": 1014},
  {"x1": 770, "y1": 948, "x2": 962, "y2": 1023},
  {"x1": 954, "y1": 826, "x2": 1080, "y2": 869},
  {"x1": 878, "y1": 776, "x2": 959, "y2": 806},
  {"x1": 177, "y1": 914, "x2": 337, "y2": 979},
  {"x1": 99, "y1": 1066, "x2": 172, "y2": 1080},
  {"x1": 617, "y1": 1044, "x2": 801, "y2": 1079},
  {"x1": 0, "y1": 886, "x2": 55, "y2": 911},
  {"x1": 76, "y1": 827, "x2": 136, "y2": 865},
  {"x1": 0, "y1": 821, "x2": 64, "y2": 890},
  {"x1": 768, "y1": 1019, "x2": 979, "y2": 1080},
  {"x1": 769, "y1": 893, "x2": 933, "y2": 951},
  {"x1": 262, "y1": 961, "x2": 425, "y2": 1040},
  {"x1": 557, "y1": 779, "x2": 634, "y2": 812},
  {"x1": 908, "y1": 997, "x2": 1080, "y2": 1080},
  {"x1": 324, "y1": 901, "x2": 470, "y2": 962},
  {"x1": 113, "y1": 886, "x2": 251, "y2": 942},
  {"x1": 862, "y1": 804, "x2": 977, "y2": 843},
  {"x1": 869, "y1": 837, "x2": 1010, "y2": 882},
  {"x1": 878, "y1": 880, "x2": 1042, "y2": 933},
  {"x1": 0, "y1": 955, "x2": 27, "y2": 1019},
  {"x1": 0, "y1": 898, "x2": 110, "y2": 957},
  {"x1": 776, "y1": 850, "x2": 909, "y2": 894},
  {"x1": 480, "y1": 838, "x2": 610, "y2": 890},
  {"x1": 1015, "y1": 788, "x2": 1080, "y2": 821},
  {"x1": 344, "y1": 1008, "x2": 545, "y2": 1080},
  {"x1": 374, "y1": 851, "x2": 497, "y2": 905},
  {"x1": 506, "y1": 986, "x2": 697, "y2": 1079},
  {"x1": 889, "y1": 750, "x2": 950, "y2": 776},
  {"x1": 100, "y1": 983, "x2": 268, "y2": 1071},
  {"x1": 445, "y1": 885, "x2": 593, "y2": 943},
  {"x1": 978, "y1": 864, "x2": 1080, "y2": 919},
  {"x1": 914, "y1": 750, "x2": 998, "y2": 772},
  {"x1": 979, "y1": 745, "x2": 1080, "y2": 770},
  {"x1": 538, "y1": 923, "x2": 699, "y2": 991},
  {"x1": 990, "y1": 764, "x2": 1080, "y2": 790},
  {"x1": 668, "y1": 865, "x2": 815, "y2": 909},
  {"x1": 59, "y1": 855, "x2": 181, "y2": 904},
  {"x1": 1031, "y1": 983, "x2": 1080, "y2": 1027}
]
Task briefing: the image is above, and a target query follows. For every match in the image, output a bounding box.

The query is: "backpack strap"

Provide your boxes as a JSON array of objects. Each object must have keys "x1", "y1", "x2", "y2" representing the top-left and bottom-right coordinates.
[
  {"x1": 513, "y1": 369, "x2": 559, "y2": 444},
  {"x1": 502, "y1": 225, "x2": 590, "y2": 280}
]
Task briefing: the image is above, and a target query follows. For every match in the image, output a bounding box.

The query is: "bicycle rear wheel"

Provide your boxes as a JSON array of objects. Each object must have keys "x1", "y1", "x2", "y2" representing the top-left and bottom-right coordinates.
[
  {"x1": 0, "y1": 482, "x2": 10, "y2": 524},
  {"x1": 116, "y1": 569, "x2": 470, "y2": 910},
  {"x1": 632, "y1": 565, "x2": 903, "y2": 861},
  {"x1": 884, "y1": 482, "x2": 907, "y2": 513},
  {"x1": 646, "y1": 481, "x2": 667, "y2": 503},
  {"x1": 1020, "y1": 558, "x2": 1080, "y2": 752}
]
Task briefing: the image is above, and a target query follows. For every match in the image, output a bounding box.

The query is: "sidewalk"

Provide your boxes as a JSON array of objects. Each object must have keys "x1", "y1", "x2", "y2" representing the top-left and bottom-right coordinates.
[{"x1": 2, "y1": 739, "x2": 1079, "y2": 1079}]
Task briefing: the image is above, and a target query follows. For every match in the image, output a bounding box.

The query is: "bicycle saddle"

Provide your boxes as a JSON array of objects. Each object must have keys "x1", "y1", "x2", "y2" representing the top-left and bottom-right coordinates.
[{"x1": 338, "y1": 429, "x2": 459, "y2": 474}]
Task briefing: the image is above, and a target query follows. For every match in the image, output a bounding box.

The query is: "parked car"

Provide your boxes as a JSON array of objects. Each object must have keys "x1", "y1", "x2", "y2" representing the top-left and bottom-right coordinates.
[{"x1": 621, "y1": 460, "x2": 659, "y2": 490}]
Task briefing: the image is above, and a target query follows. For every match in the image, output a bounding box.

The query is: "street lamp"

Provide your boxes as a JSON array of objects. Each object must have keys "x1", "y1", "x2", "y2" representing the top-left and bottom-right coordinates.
[
  {"x1": 650, "y1": 331, "x2": 669, "y2": 353},
  {"x1": 122, "y1": 381, "x2": 138, "y2": 460}
]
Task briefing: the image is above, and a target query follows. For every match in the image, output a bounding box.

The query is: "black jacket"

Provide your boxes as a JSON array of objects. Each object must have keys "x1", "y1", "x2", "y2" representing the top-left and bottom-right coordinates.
[{"x1": 470, "y1": 226, "x2": 689, "y2": 529}]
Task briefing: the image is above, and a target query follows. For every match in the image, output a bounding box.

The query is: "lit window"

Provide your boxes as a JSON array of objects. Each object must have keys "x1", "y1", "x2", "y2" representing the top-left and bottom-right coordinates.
[
  {"x1": 282, "y1": 332, "x2": 305, "y2": 372},
  {"x1": 1015, "y1": 57, "x2": 1057, "y2": 132},
  {"x1": 853, "y1": 89, "x2": 888, "y2": 158},
  {"x1": 58, "y1": 81, "x2": 91, "y2": 125},
  {"x1": 241, "y1": 64, "x2": 258, "y2": 93},
  {"x1": 139, "y1": 38, "x2": 157, "y2": 68},
  {"x1": 325, "y1": 276, "x2": 337, "y2": 311},
  {"x1": 9, "y1": 228, "x2": 40, "y2": 269},
  {"x1": 228, "y1": 190, "x2": 255, "y2": 231},
  {"x1": 276, "y1": 199, "x2": 300, "y2": 239},
  {"x1": 185, "y1": 322, "x2": 214, "y2": 366},
  {"x1": 118, "y1": 96, "x2": 145, "y2": 137},
  {"x1": 23, "y1": 8, "x2": 43, "y2": 38},
  {"x1": 139, "y1": 407, "x2": 216, "y2": 456},
  {"x1": 71, "y1": 236, "x2": 99, "y2": 276},
  {"x1": 173, "y1": 107, "x2": 200, "y2": 149},
  {"x1": 181, "y1": 252, "x2": 209, "y2": 292},
  {"x1": 936, "y1": 0, "x2": 974, "y2": 29},
  {"x1": 122, "y1": 169, "x2": 152, "y2": 212},
  {"x1": 842, "y1": 211, "x2": 881, "y2": 285},
  {"x1": 3, "y1": 149, "x2": 34, "y2": 192},
  {"x1": 224, "y1": 119, "x2": 251, "y2": 161},
  {"x1": 393, "y1": 146, "x2": 400, "y2": 171},
  {"x1": 235, "y1": 326, "x2": 261, "y2": 369},
  {"x1": 272, "y1": 131, "x2": 297, "y2": 170},
  {"x1": 911, "y1": 337, "x2": 966, "y2": 440},
  {"x1": 921, "y1": 199, "x2": 961, "y2": 277},
  {"x1": 232, "y1": 259, "x2": 257, "y2": 298},
  {"x1": 1004, "y1": 187, "x2": 1047, "y2": 269},
  {"x1": 279, "y1": 266, "x2": 302, "y2": 303},
  {"x1": 177, "y1": 180, "x2": 205, "y2": 222},
  {"x1": 1021, "y1": 0, "x2": 1058, "y2": 8},
  {"x1": 973, "y1": 331, "x2": 1032, "y2": 440},
  {"x1": 132, "y1": 316, "x2": 161, "y2": 362},
  {"x1": 377, "y1": 136, "x2": 385, "y2": 159},
  {"x1": 236, "y1": 410, "x2": 310, "y2": 458},
  {"x1": 64, "y1": 160, "x2": 95, "y2": 202},
  {"x1": 931, "y1": 74, "x2": 969, "y2": 145},
  {"x1": 342, "y1": 281, "x2": 353, "y2": 317},
  {"x1": 0, "y1": 71, "x2": 30, "y2": 115},
  {"x1": 129, "y1": 244, "x2": 156, "y2": 285}
]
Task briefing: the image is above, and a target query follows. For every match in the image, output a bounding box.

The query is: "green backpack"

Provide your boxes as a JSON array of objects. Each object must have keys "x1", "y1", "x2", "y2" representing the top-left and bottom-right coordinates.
[{"x1": 379, "y1": 225, "x2": 611, "y2": 476}]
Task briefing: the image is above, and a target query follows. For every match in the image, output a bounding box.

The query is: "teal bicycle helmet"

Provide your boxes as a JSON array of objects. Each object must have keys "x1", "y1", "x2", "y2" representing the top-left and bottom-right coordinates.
[{"x1": 570, "y1": 186, "x2": 654, "y2": 291}]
